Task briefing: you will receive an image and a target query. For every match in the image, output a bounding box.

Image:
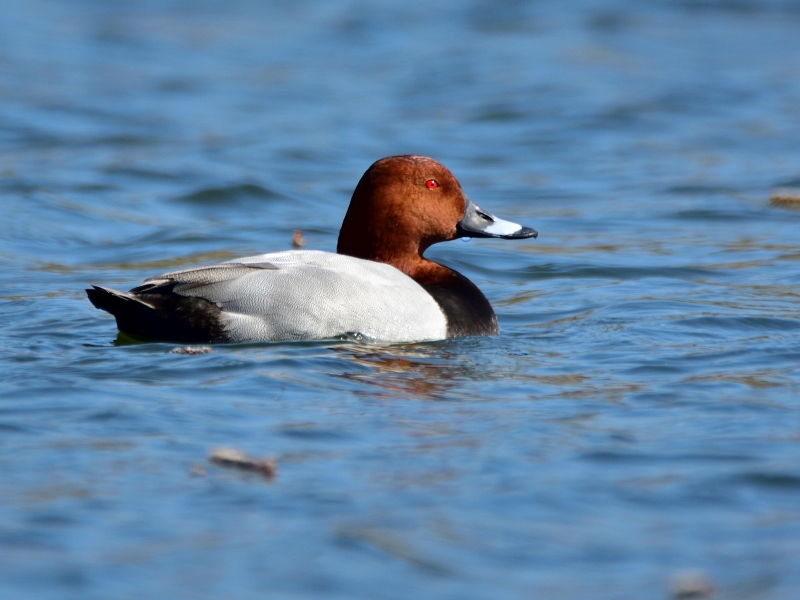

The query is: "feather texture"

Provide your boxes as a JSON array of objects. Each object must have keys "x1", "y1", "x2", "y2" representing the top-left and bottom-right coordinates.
[{"x1": 137, "y1": 250, "x2": 447, "y2": 343}]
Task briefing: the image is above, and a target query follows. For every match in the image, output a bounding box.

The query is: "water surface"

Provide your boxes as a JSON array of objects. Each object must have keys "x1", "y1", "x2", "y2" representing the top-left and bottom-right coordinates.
[{"x1": 2, "y1": 1, "x2": 800, "y2": 598}]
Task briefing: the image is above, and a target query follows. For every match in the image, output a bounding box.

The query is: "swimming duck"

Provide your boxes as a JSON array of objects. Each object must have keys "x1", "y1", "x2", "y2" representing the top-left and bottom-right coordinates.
[{"x1": 87, "y1": 155, "x2": 537, "y2": 343}]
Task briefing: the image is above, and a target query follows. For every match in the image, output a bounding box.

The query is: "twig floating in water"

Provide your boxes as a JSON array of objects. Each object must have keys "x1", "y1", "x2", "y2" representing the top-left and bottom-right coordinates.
[
  {"x1": 769, "y1": 189, "x2": 800, "y2": 207},
  {"x1": 208, "y1": 447, "x2": 277, "y2": 478}
]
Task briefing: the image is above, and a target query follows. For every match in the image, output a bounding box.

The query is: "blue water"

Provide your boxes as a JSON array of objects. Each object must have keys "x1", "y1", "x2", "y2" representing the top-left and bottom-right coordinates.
[{"x1": 2, "y1": 1, "x2": 800, "y2": 598}]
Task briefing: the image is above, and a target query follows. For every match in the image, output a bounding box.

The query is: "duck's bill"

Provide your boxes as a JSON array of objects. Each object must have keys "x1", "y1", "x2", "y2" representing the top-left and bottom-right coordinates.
[{"x1": 456, "y1": 196, "x2": 538, "y2": 240}]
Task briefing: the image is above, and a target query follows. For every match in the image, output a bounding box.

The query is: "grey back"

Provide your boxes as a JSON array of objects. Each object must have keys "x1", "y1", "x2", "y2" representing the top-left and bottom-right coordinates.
[{"x1": 147, "y1": 250, "x2": 447, "y2": 343}]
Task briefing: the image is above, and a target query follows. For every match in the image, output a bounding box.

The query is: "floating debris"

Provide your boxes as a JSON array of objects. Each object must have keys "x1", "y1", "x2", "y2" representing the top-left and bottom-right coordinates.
[
  {"x1": 171, "y1": 346, "x2": 212, "y2": 355},
  {"x1": 189, "y1": 464, "x2": 207, "y2": 477},
  {"x1": 292, "y1": 230, "x2": 306, "y2": 248},
  {"x1": 769, "y1": 189, "x2": 800, "y2": 207},
  {"x1": 670, "y1": 570, "x2": 716, "y2": 599},
  {"x1": 208, "y1": 447, "x2": 277, "y2": 478}
]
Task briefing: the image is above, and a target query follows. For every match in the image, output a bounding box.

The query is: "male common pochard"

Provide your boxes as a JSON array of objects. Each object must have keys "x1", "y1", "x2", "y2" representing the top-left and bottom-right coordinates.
[{"x1": 87, "y1": 155, "x2": 538, "y2": 343}]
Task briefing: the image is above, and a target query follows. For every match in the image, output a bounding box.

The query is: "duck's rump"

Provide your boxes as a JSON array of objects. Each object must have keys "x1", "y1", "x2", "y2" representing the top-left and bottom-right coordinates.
[
  {"x1": 87, "y1": 250, "x2": 449, "y2": 343},
  {"x1": 86, "y1": 285, "x2": 228, "y2": 343}
]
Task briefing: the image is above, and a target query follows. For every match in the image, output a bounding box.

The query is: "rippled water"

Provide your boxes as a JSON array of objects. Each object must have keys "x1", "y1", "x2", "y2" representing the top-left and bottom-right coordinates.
[{"x1": 2, "y1": 1, "x2": 800, "y2": 598}]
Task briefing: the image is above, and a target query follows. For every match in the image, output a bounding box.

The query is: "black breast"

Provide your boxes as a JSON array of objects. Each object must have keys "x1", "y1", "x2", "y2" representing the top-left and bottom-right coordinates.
[{"x1": 419, "y1": 271, "x2": 499, "y2": 338}]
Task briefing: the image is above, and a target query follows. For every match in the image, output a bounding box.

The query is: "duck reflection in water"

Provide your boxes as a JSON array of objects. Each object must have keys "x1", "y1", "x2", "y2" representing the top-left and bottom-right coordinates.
[{"x1": 331, "y1": 342, "x2": 485, "y2": 401}]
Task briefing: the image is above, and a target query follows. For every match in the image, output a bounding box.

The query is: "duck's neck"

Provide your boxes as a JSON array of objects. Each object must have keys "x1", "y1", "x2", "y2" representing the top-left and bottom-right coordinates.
[
  {"x1": 338, "y1": 245, "x2": 440, "y2": 283},
  {"x1": 407, "y1": 257, "x2": 459, "y2": 285}
]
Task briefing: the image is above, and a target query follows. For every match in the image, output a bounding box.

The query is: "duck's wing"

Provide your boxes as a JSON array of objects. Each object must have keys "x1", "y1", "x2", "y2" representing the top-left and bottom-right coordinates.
[
  {"x1": 134, "y1": 262, "x2": 278, "y2": 294},
  {"x1": 88, "y1": 251, "x2": 447, "y2": 343},
  {"x1": 86, "y1": 262, "x2": 278, "y2": 343}
]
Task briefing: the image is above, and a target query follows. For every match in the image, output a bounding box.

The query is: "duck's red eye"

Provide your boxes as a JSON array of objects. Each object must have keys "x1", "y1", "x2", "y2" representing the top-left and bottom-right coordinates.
[{"x1": 425, "y1": 179, "x2": 439, "y2": 190}]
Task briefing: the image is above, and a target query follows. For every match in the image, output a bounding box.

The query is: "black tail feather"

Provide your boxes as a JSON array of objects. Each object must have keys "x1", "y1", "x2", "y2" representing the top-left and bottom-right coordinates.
[{"x1": 86, "y1": 285, "x2": 225, "y2": 343}]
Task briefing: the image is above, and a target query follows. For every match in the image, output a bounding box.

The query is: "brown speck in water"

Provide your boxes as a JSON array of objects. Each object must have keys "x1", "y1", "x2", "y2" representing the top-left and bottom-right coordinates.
[
  {"x1": 769, "y1": 189, "x2": 800, "y2": 207},
  {"x1": 292, "y1": 230, "x2": 306, "y2": 248},
  {"x1": 209, "y1": 447, "x2": 277, "y2": 478},
  {"x1": 670, "y1": 570, "x2": 716, "y2": 599}
]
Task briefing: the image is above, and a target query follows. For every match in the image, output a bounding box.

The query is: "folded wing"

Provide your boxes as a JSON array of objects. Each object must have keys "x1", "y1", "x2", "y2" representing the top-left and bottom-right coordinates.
[{"x1": 88, "y1": 251, "x2": 447, "y2": 343}]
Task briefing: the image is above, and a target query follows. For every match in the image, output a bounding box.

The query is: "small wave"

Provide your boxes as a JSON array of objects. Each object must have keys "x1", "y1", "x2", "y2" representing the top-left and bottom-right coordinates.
[
  {"x1": 676, "y1": 315, "x2": 800, "y2": 332},
  {"x1": 739, "y1": 472, "x2": 800, "y2": 489},
  {"x1": 176, "y1": 184, "x2": 283, "y2": 205}
]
